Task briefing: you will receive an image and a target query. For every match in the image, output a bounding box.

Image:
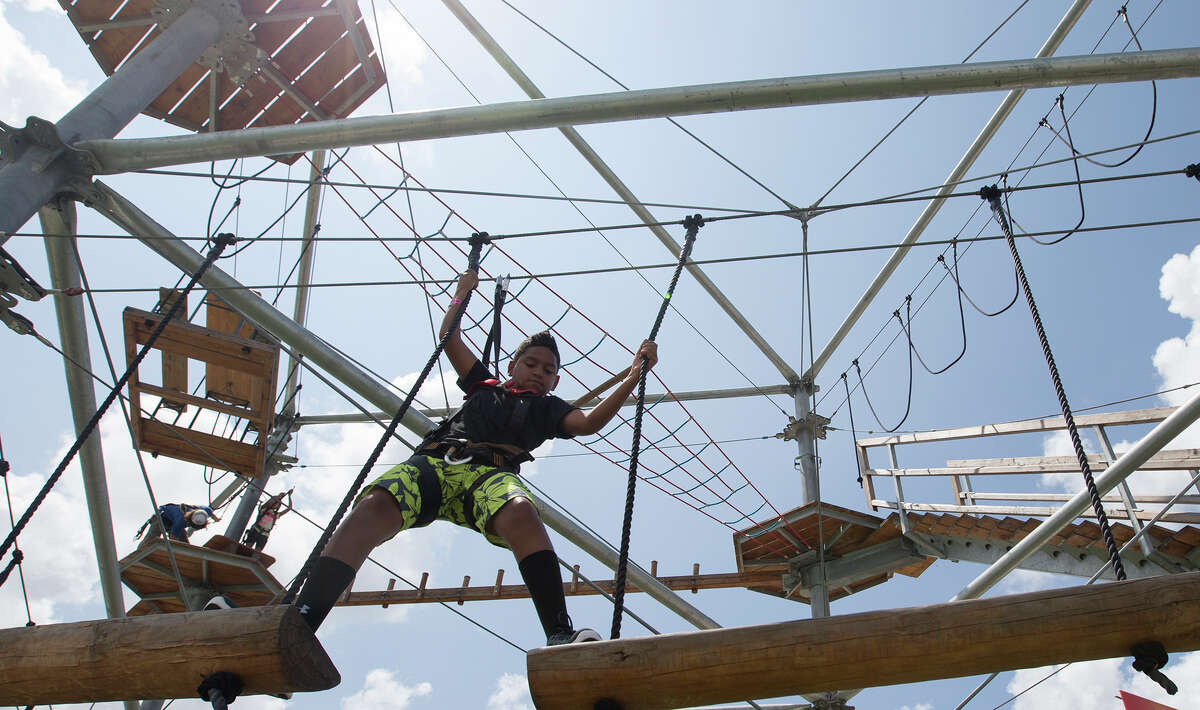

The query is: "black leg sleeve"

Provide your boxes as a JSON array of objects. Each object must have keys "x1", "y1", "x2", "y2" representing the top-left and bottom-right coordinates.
[
  {"x1": 294, "y1": 556, "x2": 357, "y2": 632},
  {"x1": 518, "y1": 549, "x2": 571, "y2": 637}
]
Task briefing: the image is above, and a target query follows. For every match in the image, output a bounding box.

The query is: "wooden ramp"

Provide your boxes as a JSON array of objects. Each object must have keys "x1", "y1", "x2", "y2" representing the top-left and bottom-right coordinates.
[
  {"x1": 0, "y1": 605, "x2": 339, "y2": 705},
  {"x1": 527, "y1": 570, "x2": 1200, "y2": 710}
]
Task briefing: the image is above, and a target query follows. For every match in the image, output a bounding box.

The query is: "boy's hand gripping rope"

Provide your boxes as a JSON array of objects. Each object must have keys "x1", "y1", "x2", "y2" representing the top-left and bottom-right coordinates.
[
  {"x1": 610, "y1": 214, "x2": 703, "y2": 640},
  {"x1": 283, "y1": 232, "x2": 490, "y2": 604},
  {"x1": 981, "y1": 185, "x2": 1176, "y2": 696},
  {"x1": 0, "y1": 233, "x2": 237, "y2": 569}
]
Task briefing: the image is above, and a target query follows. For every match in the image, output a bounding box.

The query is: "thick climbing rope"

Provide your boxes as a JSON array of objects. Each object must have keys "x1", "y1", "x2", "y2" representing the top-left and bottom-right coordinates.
[
  {"x1": 0, "y1": 233, "x2": 236, "y2": 567},
  {"x1": 283, "y1": 232, "x2": 490, "y2": 604},
  {"x1": 610, "y1": 214, "x2": 703, "y2": 640},
  {"x1": 982, "y1": 186, "x2": 1177, "y2": 695}
]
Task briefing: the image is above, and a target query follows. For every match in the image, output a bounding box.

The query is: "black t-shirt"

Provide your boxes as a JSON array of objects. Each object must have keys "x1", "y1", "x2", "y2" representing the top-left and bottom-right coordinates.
[{"x1": 439, "y1": 359, "x2": 579, "y2": 453}]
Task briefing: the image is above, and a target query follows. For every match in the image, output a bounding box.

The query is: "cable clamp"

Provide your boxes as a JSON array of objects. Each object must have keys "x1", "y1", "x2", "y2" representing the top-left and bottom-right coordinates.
[
  {"x1": 775, "y1": 412, "x2": 831, "y2": 442},
  {"x1": 1185, "y1": 163, "x2": 1200, "y2": 183}
]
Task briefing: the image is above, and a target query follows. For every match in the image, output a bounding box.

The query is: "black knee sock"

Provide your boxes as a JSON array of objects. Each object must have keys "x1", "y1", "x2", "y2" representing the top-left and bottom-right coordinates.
[
  {"x1": 294, "y1": 556, "x2": 356, "y2": 632},
  {"x1": 518, "y1": 549, "x2": 571, "y2": 637}
]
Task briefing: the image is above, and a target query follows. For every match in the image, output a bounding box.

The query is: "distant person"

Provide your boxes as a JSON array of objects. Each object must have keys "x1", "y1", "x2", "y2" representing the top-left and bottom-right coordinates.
[
  {"x1": 243, "y1": 488, "x2": 293, "y2": 551},
  {"x1": 293, "y1": 267, "x2": 657, "y2": 646},
  {"x1": 136, "y1": 503, "x2": 217, "y2": 548}
]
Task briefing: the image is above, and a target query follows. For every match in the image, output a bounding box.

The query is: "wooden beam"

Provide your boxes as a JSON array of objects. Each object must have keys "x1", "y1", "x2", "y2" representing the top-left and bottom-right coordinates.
[
  {"x1": 527, "y1": 570, "x2": 1200, "y2": 710},
  {"x1": 856, "y1": 407, "x2": 1175, "y2": 447},
  {"x1": 340, "y1": 568, "x2": 786, "y2": 607},
  {"x1": 869, "y1": 500, "x2": 1200, "y2": 523},
  {"x1": 865, "y1": 450, "x2": 1200, "y2": 477},
  {"x1": 0, "y1": 605, "x2": 339, "y2": 705}
]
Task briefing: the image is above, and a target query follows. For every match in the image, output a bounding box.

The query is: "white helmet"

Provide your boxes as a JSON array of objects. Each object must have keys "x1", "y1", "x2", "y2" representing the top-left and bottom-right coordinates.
[{"x1": 189, "y1": 509, "x2": 209, "y2": 527}]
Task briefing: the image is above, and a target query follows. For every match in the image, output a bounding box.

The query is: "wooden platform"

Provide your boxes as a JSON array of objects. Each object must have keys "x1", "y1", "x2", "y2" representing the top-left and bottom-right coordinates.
[
  {"x1": 120, "y1": 535, "x2": 283, "y2": 615},
  {"x1": 733, "y1": 502, "x2": 935, "y2": 603},
  {"x1": 123, "y1": 306, "x2": 280, "y2": 478},
  {"x1": 60, "y1": 0, "x2": 385, "y2": 137}
]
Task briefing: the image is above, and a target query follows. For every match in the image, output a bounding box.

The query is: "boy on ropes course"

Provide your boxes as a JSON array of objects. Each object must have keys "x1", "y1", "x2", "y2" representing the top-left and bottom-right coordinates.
[
  {"x1": 243, "y1": 488, "x2": 293, "y2": 551},
  {"x1": 294, "y1": 268, "x2": 658, "y2": 646}
]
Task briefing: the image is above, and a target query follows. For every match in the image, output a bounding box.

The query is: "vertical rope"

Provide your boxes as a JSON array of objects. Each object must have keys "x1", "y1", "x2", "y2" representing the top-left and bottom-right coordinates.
[
  {"x1": 283, "y1": 233, "x2": 489, "y2": 604},
  {"x1": 981, "y1": 186, "x2": 1126, "y2": 580},
  {"x1": 0, "y1": 234, "x2": 237, "y2": 564},
  {"x1": 610, "y1": 215, "x2": 703, "y2": 640}
]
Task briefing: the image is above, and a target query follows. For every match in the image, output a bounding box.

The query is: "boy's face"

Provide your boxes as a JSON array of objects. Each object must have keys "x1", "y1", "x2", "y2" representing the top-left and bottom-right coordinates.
[{"x1": 507, "y1": 345, "x2": 560, "y2": 395}]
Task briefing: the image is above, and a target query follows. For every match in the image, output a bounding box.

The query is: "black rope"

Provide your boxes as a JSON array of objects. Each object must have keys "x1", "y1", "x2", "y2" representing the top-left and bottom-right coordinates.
[
  {"x1": 0, "y1": 234, "x2": 236, "y2": 565},
  {"x1": 610, "y1": 214, "x2": 703, "y2": 640},
  {"x1": 903, "y1": 253, "x2": 968, "y2": 376},
  {"x1": 1186, "y1": 163, "x2": 1200, "y2": 183},
  {"x1": 853, "y1": 310, "x2": 914, "y2": 435},
  {"x1": 841, "y1": 373, "x2": 863, "y2": 488},
  {"x1": 984, "y1": 181, "x2": 1180, "y2": 695},
  {"x1": 283, "y1": 232, "x2": 490, "y2": 604},
  {"x1": 1029, "y1": 98, "x2": 1086, "y2": 246}
]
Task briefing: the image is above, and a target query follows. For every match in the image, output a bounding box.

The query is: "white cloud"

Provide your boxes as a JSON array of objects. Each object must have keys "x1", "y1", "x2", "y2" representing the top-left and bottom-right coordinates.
[
  {"x1": 1154, "y1": 245, "x2": 1200, "y2": 435},
  {"x1": 487, "y1": 673, "x2": 534, "y2": 710},
  {"x1": 340, "y1": 668, "x2": 432, "y2": 710},
  {"x1": 898, "y1": 704, "x2": 933, "y2": 710},
  {"x1": 361, "y1": 6, "x2": 427, "y2": 94},
  {"x1": 1008, "y1": 651, "x2": 1200, "y2": 710},
  {"x1": 0, "y1": 1, "x2": 86, "y2": 123}
]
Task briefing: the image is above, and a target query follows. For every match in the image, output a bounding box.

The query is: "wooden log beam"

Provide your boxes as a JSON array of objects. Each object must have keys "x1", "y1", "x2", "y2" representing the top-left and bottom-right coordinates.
[
  {"x1": 527, "y1": 570, "x2": 1200, "y2": 710},
  {"x1": 0, "y1": 605, "x2": 339, "y2": 705}
]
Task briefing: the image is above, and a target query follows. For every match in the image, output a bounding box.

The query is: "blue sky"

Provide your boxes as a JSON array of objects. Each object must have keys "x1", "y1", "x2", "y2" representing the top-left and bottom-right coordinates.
[{"x1": 2, "y1": 1, "x2": 1200, "y2": 709}]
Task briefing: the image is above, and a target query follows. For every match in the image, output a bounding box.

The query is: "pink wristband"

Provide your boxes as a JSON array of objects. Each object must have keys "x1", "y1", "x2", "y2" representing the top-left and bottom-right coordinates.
[{"x1": 450, "y1": 297, "x2": 463, "y2": 307}]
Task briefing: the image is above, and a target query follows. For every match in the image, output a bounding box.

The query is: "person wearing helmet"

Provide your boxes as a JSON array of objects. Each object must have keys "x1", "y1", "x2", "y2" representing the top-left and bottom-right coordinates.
[{"x1": 136, "y1": 503, "x2": 218, "y2": 548}]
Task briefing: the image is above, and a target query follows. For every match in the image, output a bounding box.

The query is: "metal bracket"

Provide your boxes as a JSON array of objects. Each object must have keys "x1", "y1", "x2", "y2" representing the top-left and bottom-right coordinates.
[
  {"x1": 0, "y1": 246, "x2": 47, "y2": 302},
  {"x1": 152, "y1": 0, "x2": 266, "y2": 86},
  {"x1": 0, "y1": 292, "x2": 35, "y2": 336},
  {"x1": 775, "y1": 411, "x2": 832, "y2": 442}
]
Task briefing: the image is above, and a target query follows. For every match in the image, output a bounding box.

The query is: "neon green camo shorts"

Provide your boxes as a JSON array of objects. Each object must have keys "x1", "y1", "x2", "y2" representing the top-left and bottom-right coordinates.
[{"x1": 356, "y1": 455, "x2": 529, "y2": 548}]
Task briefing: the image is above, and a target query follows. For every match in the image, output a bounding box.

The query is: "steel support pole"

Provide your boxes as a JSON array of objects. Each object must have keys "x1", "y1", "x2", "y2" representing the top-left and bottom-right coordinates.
[
  {"x1": 792, "y1": 385, "x2": 829, "y2": 617},
  {"x1": 38, "y1": 199, "x2": 126, "y2": 622},
  {"x1": 440, "y1": 0, "x2": 800, "y2": 384},
  {"x1": 803, "y1": 0, "x2": 1092, "y2": 383},
  {"x1": 1094, "y1": 424, "x2": 1155, "y2": 558},
  {"x1": 73, "y1": 44, "x2": 1200, "y2": 175},
  {"x1": 954, "y1": 387, "x2": 1200, "y2": 600},
  {"x1": 222, "y1": 151, "x2": 326, "y2": 541},
  {"x1": 85, "y1": 180, "x2": 723, "y2": 630},
  {"x1": 0, "y1": 5, "x2": 221, "y2": 239}
]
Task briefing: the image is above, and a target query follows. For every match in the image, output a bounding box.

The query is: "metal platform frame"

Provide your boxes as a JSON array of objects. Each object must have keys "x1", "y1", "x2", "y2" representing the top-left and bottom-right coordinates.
[{"x1": 4, "y1": 1, "x2": 1200, "y2": 707}]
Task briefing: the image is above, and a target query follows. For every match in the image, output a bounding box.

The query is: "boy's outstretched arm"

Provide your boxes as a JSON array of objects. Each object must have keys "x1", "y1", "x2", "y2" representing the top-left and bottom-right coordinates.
[
  {"x1": 561, "y1": 340, "x2": 658, "y2": 437},
  {"x1": 440, "y1": 269, "x2": 480, "y2": 379}
]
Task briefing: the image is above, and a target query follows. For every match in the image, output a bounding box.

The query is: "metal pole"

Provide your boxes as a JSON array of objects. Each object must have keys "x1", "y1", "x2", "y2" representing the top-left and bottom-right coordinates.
[
  {"x1": 74, "y1": 45, "x2": 1200, "y2": 174},
  {"x1": 803, "y1": 0, "x2": 1093, "y2": 383},
  {"x1": 440, "y1": 0, "x2": 800, "y2": 384},
  {"x1": 953, "y1": 387, "x2": 1200, "y2": 600},
  {"x1": 295, "y1": 382, "x2": 793, "y2": 424},
  {"x1": 85, "y1": 181, "x2": 724, "y2": 629},
  {"x1": 38, "y1": 199, "x2": 126, "y2": 621},
  {"x1": 0, "y1": 5, "x2": 221, "y2": 239},
  {"x1": 1094, "y1": 424, "x2": 1155, "y2": 558},
  {"x1": 792, "y1": 386, "x2": 829, "y2": 618},
  {"x1": 887, "y1": 443, "x2": 909, "y2": 536},
  {"x1": 222, "y1": 151, "x2": 326, "y2": 542}
]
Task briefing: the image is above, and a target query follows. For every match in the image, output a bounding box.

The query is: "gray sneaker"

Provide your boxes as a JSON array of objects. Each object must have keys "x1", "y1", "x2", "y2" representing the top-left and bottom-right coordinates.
[{"x1": 546, "y1": 627, "x2": 601, "y2": 646}]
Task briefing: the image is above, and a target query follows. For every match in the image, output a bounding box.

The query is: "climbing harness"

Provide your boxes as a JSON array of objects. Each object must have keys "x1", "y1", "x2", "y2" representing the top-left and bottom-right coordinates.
[
  {"x1": 0, "y1": 234, "x2": 236, "y2": 566},
  {"x1": 481, "y1": 274, "x2": 511, "y2": 373},
  {"x1": 981, "y1": 185, "x2": 1176, "y2": 695},
  {"x1": 284, "y1": 232, "x2": 490, "y2": 604},
  {"x1": 610, "y1": 214, "x2": 704, "y2": 640}
]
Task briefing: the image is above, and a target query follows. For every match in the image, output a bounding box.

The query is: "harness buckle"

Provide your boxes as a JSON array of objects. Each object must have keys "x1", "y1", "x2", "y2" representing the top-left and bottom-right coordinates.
[{"x1": 444, "y1": 447, "x2": 475, "y2": 466}]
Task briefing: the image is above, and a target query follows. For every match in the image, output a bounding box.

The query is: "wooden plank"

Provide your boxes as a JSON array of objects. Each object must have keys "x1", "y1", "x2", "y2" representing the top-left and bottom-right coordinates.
[
  {"x1": 126, "y1": 308, "x2": 276, "y2": 372},
  {"x1": 342, "y1": 569, "x2": 785, "y2": 607},
  {"x1": 205, "y1": 298, "x2": 265, "y2": 407},
  {"x1": 866, "y1": 452, "x2": 1200, "y2": 476},
  {"x1": 857, "y1": 407, "x2": 1176, "y2": 447},
  {"x1": 0, "y1": 606, "x2": 338, "y2": 704},
  {"x1": 873, "y1": 500, "x2": 1200, "y2": 524},
  {"x1": 136, "y1": 382, "x2": 258, "y2": 422},
  {"x1": 527, "y1": 570, "x2": 1200, "y2": 710},
  {"x1": 137, "y1": 418, "x2": 264, "y2": 477},
  {"x1": 946, "y1": 450, "x2": 1200, "y2": 469},
  {"x1": 157, "y1": 288, "x2": 188, "y2": 398}
]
